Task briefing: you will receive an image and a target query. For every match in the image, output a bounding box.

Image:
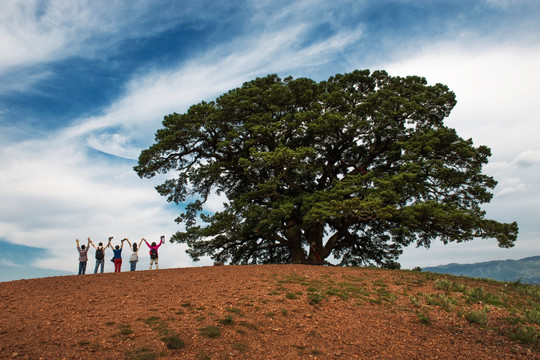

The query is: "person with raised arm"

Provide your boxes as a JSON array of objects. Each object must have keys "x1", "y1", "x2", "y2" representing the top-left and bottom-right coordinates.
[
  {"x1": 125, "y1": 238, "x2": 144, "y2": 271},
  {"x1": 111, "y1": 238, "x2": 126, "y2": 272},
  {"x1": 76, "y1": 238, "x2": 90, "y2": 275},
  {"x1": 144, "y1": 236, "x2": 164, "y2": 270},
  {"x1": 89, "y1": 237, "x2": 111, "y2": 274}
]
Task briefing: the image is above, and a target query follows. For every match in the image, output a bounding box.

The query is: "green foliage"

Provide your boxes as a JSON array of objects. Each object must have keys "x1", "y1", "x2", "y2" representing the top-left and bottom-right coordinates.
[
  {"x1": 116, "y1": 324, "x2": 133, "y2": 337},
  {"x1": 125, "y1": 347, "x2": 156, "y2": 360},
  {"x1": 508, "y1": 325, "x2": 539, "y2": 345},
  {"x1": 136, "y1": 70, "x2": 518, "y2": 266},
  {"x1": 219, "y1": 315, "x2": 234, "y2": 325},
  {"x1": 466, "y1": 309, "x2": 489, "y2": 326},
  {"x1": 199, "y1": 326, "x2": 222, "y2": 338},
  {"x1": 416, "y1": 311, "x2": 432, "y2": 325},
  {"x1": 161, "y1": 335, "x2": 185, "y2": 349},
  {"x1": 286, "y1": 292, "x2": 298, "y2": 299}
]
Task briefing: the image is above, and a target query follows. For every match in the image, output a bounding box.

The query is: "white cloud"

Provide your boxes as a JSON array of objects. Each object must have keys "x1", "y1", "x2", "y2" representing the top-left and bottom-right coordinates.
[
  {"x1": 0, "y1": 130, "x2": 188, "y2": 273},
  {"x1": 514, "y1": 150, "x2": 540, "y2": 167},
  {"x1": 496, "y1": 178, "x2": 527, "y2": 197},
  {"x1": 67, "y1": 20, "x2": 364, "y2": 158}
]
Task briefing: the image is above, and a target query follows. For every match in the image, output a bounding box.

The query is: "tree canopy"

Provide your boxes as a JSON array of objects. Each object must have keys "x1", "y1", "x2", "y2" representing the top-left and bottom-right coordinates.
[{"x1": 135, "y1": 69, "x2": 518, "y2": 267}]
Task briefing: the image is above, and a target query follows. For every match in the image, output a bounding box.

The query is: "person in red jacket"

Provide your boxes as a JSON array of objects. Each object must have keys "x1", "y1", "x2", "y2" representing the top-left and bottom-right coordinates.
[{"x1": 144, "y1": 236, "x2": 164, "y2": 270}]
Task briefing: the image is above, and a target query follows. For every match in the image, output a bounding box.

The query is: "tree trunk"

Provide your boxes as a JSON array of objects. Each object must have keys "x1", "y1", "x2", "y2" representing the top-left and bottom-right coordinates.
[
  {"x1": 285, "y1": 220, "x2": 305, "y2": 263},
  {"x1": 305, "y1": 223, "x2": 325, "y2": 264}
]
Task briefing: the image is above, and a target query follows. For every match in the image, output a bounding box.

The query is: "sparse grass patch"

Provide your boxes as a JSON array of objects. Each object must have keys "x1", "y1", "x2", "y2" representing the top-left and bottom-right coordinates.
[
  {"x1": 125, "y1": 347, "x2": 156, "y2": 360},
  {"x1": 117, "y1": 323, "x2": 134, "y2": 337},
  {"x1": 196, "y1": 350, "x2": 211, "y2": 360},
  {"x1": 231, "y1": 342, "x2": 248, "y2": 352},
  {"x1": 161, "y1": 335, "x2": 185, "y2": 349},
  {"x1": 239, "y1": 321, "x2": 259, "y2": 330},
  {"x1": 409, "y1": 296, "x2": 422, "y2": 308},
  {"x1": 199, "y1": 325, "x2": 221, "y2": 338},
  {"x1": 226, "y1": 306, "x2": 243, "y2": 316},
  {"x1": 426, "y1": 293, "x2": 455, "y2": 312},
  {"x1": 144, "y1": 316, "x2": 161, "y2": 324},
  {"x1": 286, "y1": 292, "x2": 298, "y2": 299},
  {"x1": 219, "y1": 315, "x2": 234, "y2": 325},
  {"x1": 308, "y1": 292, "x2": 324, "y2": 305},
  {"x1": 508, "y1": 325, "x2": 539, "y2": 345},
  {"x1": 416, "y1": 311, "x2": 432, "y2": 325}
]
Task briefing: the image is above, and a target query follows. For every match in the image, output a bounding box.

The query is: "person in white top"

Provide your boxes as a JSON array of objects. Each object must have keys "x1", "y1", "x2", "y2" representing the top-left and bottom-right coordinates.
[{"x1": 125, "y1": 238, "x2": 144, "y2": 271}]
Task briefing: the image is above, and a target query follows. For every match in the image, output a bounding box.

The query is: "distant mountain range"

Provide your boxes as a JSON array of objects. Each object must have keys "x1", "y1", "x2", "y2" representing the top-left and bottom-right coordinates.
[{"x1": 423, "y1": 256, "x2": 540, "y2": 285}]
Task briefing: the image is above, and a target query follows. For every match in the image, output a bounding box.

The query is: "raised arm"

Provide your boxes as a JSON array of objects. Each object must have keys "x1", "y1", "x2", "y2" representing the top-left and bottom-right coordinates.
[
  {"x1": 158, "y1": 235, "x2": 165, "y2": 248},
  {"x1": 125, "y1": 238, "x2": 131, "y2": 247},
  {"x1": 138, "y1": 238, "x2": 144, "y2": 248},
  {"x1": 76, "y1": 239, "x2": 81, "y2": 250},
  {"x1": 88, "y1": 238, "x2": 97, "y2": 249}
]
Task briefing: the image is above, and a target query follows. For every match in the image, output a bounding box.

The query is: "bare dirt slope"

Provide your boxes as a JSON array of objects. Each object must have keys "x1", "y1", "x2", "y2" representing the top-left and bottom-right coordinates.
[{"x1": 0, "y1": 264, "x2": 538, "y2": 359}]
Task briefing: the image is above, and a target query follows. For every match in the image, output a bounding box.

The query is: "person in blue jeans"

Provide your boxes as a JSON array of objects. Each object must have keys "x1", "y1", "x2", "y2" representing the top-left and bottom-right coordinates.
[
  {"x1": 125, "y1": 238, "x2": 144, "y2": 271},
  {"x1": 76, "y1": 238, "x2": 90, "y2": 275},
  {"x1": 89, "y1": 237, "x2": 112, "y2": 273}
]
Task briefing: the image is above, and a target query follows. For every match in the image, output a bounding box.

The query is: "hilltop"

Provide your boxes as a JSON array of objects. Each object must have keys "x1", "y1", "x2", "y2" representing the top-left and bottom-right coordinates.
[{"x1": 0, "y1": 265, "x2": 538, "y2": 359}]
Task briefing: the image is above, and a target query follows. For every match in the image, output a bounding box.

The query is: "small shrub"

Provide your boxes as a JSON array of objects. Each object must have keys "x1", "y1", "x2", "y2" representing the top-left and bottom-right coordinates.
[
  {"x1": 466, "y1": 309, "x2": 488, "y2": 326},
  {"x1": 117, "y1": 324, "x2": 134, "y2": 336},
  {"x1": 416, "y1": 311, "x2": 432, "y2": 325},
  {"x1": 434, "y1": 278, "x2": 453, "y2": 292},
  {"x1": 231, "y1": 342, "x2": 248, "y2": 352},
  {"x1": 125, "y1": 347, "x2": 156, "y2": 360},
  {"x1": 524, "y1": 309, "x2": 540, "y2": 324},
  {"x1": 199, "y1": 326, "x2": 221, "y2": 338},
  {"x1": 467, "y1": 287, "x2": 486, "y2": 303},
  {"x1": 239, "y1": 321, "x2": 258, "y2": 330},
  {"x1": 144, "y1": 316, "x2": 161, "y2": 324},
  {"x1": 226, "y1": 307, "x2": 243, "y2": 315},
  {"x1": 508, "y1": 325, "x2": 539, "y2": 345},
  {"x1": 286, "y1": 292, "x2": 298, "y2": 299},
  {"x1": 409, "y1": 296, "x2": 422, "y2": 308},
  {"x1": 219, "y1": 315, "x2": 234, "y2": 325},
  {"x1": 308, "y1": 292, "x2": 324, "y2": 305},
  {"x1": 426, "y1": 294, "x2": 455, "y2": 312},
  {"x1": 162, "y1": 335, "x2": 185, "y2": 349}
]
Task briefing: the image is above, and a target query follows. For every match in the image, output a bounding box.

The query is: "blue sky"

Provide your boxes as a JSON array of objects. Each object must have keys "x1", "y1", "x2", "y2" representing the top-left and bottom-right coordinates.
[{"x1": 1, "y1": 0, "x2": 540, "y2": 281}]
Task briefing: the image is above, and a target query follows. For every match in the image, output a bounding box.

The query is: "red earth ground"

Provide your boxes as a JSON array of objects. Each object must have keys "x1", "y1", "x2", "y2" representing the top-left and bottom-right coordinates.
[{"x1": 0, "y1": 264, "x2": 538, "y2": 359}]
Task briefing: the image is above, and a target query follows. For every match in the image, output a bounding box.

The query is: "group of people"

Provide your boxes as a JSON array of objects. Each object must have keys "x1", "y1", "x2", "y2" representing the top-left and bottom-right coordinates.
[{"x1": 76, "y1": 236, "x2": 165, "y2": 275}]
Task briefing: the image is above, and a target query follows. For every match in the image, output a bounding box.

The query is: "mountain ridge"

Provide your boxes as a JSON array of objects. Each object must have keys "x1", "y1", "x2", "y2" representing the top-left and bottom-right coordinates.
[{"x1": 423, "y1": 255, "x2": 540, "y2": 284}]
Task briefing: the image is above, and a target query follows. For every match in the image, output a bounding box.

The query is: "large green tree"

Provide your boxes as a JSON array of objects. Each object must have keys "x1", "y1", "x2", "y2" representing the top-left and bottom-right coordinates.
[{"x1": 135, "y1": 70, "x2": 518, "y2": 266}]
